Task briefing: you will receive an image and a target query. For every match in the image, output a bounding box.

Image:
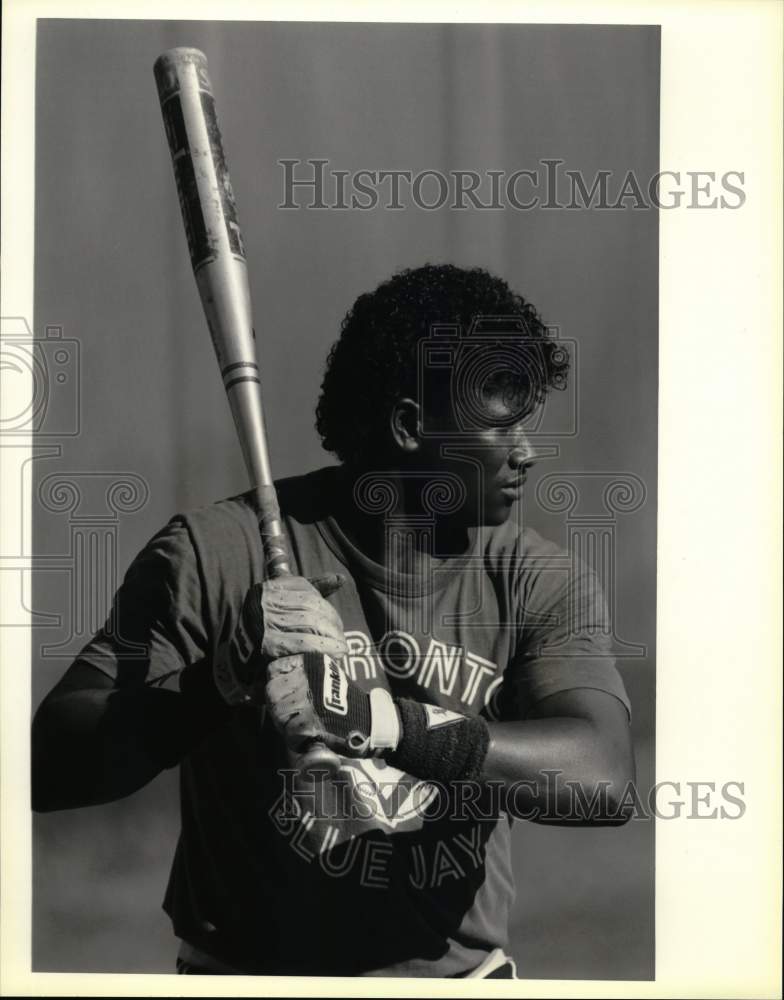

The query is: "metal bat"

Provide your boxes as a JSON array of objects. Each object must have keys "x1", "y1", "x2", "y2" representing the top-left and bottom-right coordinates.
[{"x1": 153, "y1": 46, "x2": 340, "y2": 779}]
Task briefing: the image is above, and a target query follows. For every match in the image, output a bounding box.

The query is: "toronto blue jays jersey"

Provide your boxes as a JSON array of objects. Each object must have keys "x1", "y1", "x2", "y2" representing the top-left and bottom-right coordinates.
[{"x1": 77, "y1": 465, "x2": 630, "y2": 976}]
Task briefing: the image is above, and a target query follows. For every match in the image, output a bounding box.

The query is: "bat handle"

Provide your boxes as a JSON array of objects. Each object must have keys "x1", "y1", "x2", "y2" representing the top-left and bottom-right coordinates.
[
  {"x1": 256, "y1": 485, "x2": 293, "y2": 579},
  {"x1": 254, "y1": 485, "x2": 342, "y2": 782}
]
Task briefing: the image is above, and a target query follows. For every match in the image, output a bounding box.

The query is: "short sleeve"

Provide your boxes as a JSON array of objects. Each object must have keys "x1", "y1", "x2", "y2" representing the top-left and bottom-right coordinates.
[
  {"x1": 76, "y1": 516, "x2": 210, "y2": 686},
  {"x1": 509, "y1": 557, "x2": 631, "y2": 721}
]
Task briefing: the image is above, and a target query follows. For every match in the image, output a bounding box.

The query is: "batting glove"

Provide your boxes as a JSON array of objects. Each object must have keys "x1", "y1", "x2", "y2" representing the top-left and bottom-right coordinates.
[
  {"x1": 265, "y1": 652, "x2": 401, "y2": 756},
  {"x1": 266, "y1": 652, "x2": 490, "y2": 782},
  {"x1": 213, "y1": 575, "x2": 346, "y2": 706}
]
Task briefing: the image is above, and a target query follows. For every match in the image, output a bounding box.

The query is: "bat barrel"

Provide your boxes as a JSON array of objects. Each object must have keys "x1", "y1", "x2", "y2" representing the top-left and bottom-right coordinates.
[
  {"x1": 154, "y1": 47, "x2": 290, "y2": 574},
  {"x1": 154, "y1": 48, "x2": 244, "y2": 274}
]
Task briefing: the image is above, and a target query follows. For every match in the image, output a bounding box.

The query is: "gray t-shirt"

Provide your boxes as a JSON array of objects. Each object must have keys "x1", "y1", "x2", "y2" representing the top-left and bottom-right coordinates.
[{"x1": 78, "y1": 465, "x2": 631, "y2": 977}]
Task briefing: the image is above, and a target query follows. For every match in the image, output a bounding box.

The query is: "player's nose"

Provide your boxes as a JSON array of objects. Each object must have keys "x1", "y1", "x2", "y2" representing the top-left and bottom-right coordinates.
[
  {"x1": 507, "y1": 434, "x2": 536, "y2": 471},
  {"x1": 507, "y1": 448, "x2": 532, "y2": 471}
]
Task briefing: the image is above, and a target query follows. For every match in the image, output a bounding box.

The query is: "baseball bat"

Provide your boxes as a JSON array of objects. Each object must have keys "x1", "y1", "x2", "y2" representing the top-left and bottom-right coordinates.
[{"x1": 153, "y1": 47, "x2": 340, "y2": 780}]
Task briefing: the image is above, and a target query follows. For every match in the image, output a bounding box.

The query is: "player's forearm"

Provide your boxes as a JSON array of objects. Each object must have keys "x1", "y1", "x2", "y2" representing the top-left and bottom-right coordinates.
[
  {"x1": 32, "y1": 687, "x2": 170, "y2": 810},
  {"x1": 31, "y1": 664, "x2": 230, "y2": 811},
  {"x1": 482, "y1": 718, "x2": 635, "y2": 825}
]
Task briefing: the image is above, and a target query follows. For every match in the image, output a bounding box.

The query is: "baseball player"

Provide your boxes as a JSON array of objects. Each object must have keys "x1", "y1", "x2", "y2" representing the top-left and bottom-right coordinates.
[{"x1": 32, "y1": 264, "x2": 635, "y2": 978}]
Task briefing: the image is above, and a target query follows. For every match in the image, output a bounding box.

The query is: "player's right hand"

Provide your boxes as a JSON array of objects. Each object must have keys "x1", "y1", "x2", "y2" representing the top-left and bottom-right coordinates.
[
  {"x1": 265, "y1": 652, "x2": 401, "y2": 758},
  {"x1": 213, "y1": 574, "x2": 347, "y2": 706}
]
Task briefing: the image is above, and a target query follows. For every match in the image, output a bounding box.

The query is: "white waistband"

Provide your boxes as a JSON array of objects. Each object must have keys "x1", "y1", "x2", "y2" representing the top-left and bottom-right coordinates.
[{"x1": 464, "y1": 946, "x2": 518, "y2": 978}]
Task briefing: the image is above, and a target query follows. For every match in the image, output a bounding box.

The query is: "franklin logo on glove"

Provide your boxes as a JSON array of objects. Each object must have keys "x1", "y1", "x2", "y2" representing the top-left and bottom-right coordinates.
[{"x1": 322, "y1": 656, "x2": 348, "y2": 716}]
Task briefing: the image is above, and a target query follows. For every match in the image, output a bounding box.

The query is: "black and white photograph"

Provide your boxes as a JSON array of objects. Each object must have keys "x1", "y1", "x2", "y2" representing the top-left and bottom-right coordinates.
[{"x1": 1, "y1": 3, "x2": 781, "y2": 996}]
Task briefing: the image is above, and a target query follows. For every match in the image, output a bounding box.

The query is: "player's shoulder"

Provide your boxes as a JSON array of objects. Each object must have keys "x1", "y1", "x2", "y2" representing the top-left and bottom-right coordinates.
[
  {"x1": 169, "y1": 465, "x2": 338, "y2": 550},
  {"x1": 481, "y1": 517, "x2": 583, "y2": 610},
  {"x1": 483, "y1": 515, "x2": 604, "y2": 616},
  {"x1": 172, "y1": 489, "x2": 257, "y2": 546}
]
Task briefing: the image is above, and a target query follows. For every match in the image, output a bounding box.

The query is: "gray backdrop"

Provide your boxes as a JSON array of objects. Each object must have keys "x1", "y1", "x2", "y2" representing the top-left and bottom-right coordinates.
[{"x1": 32, "y1": 20, "x2": 658, "y2": 979}]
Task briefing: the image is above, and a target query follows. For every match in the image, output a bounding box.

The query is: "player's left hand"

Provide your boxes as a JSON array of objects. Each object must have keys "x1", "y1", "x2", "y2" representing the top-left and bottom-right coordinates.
[{"x1": 265, "y1": 652, "x2": 401, "y2": 757}]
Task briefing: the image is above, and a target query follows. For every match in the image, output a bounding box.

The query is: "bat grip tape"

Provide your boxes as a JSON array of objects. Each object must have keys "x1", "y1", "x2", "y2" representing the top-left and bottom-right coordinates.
[{"x1": 255, "y1": 484, "x2": 291, "y2": 577}]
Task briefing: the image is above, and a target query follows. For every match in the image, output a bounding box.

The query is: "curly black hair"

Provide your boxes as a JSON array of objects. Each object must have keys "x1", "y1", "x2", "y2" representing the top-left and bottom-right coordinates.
[{"x1": 316, "y1": 263, "x2": 569, "y2": 467}]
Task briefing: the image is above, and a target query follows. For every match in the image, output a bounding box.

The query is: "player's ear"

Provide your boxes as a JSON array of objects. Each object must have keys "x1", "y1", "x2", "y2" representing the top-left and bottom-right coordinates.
[{"x1": 390, "y1": 398, "x2": 421, "y2": 453}]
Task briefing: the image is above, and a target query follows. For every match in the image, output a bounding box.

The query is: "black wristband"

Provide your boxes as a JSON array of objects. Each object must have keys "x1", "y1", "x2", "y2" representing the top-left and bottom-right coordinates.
[{"x1": 386, "y1": 699, "x2": 490, "y2": 783}]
